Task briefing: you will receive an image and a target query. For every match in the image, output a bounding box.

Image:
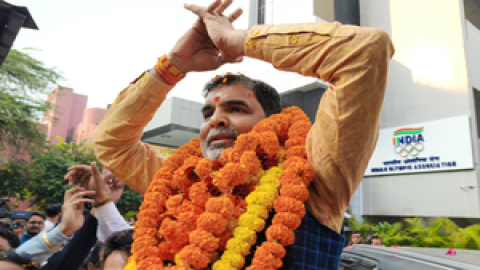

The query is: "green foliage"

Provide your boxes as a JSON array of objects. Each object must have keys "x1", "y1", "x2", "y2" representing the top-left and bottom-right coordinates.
[
  {"x1": 116, "y1": 185, "x2": 143, "y2": 216},
  {"x1": 457, "y1": 224, "x2": 480, "y2": 249},
  {"x1": 25, "y1": 138, "x2": 99, "y2": 210},
  {"x1": 0, "y1": 48, "x2": 63, "y2": 159},
  {"x1": 124, "y1": 211, "x2": 139, "y2": 220},
  {"x1": 0, "y1": 159, "x2": 31, "y2": 197},
  {"x1": 1, "y1": 137, "x2": 144, "y2": 214},
  {"x1": 374, "y1": 221, "x2": 405, "y2": 246},
  {"x1": 348, "y1": 214, "x2": 375, "y2": 238},
  {"x1": 403, "y1": 217, "x2": 450, "y2": 247},
  {"x1": 347, "y1": 216, "x2": 480, "y2": 250}
]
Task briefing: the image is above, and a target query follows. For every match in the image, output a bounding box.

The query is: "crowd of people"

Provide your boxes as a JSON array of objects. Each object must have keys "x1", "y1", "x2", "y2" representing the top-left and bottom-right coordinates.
[
  {"x1": 346, "y1": 231, "x2": 384, "y2": 247},
  {"x1": 0, "y1": 0, "x2": 393, "y2": 268},
  {"x1": 0, "y1": 163, "x2": 135, "y2": 270}
]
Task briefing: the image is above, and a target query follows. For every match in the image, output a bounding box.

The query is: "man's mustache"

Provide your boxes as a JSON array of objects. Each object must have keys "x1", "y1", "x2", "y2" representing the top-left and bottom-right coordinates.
[{"x1": 206, "y1": 127, "x2": 239, "y2": 146}]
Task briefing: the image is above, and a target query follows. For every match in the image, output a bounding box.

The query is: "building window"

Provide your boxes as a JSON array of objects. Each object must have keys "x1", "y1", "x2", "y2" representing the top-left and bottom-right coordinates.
[
  {"x1": 258, "y1": 0, "x2": 265, "y2": 24},
  {"x1": 474, "y1": 88, "x2": 480, "y2": 139}
]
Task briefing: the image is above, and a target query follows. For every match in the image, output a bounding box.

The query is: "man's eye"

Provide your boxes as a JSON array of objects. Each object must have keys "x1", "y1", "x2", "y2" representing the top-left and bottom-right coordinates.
[
  {"x1": 203, "y1": 112, "x2": 213, "y2": 119},
  {"x1": 230, "y1": 107, "x2": 244, "y2": 113}
]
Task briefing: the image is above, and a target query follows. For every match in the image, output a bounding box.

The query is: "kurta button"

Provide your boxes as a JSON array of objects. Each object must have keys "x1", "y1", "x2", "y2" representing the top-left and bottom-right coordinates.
[
  {"x1": 247, "y1": 40, "x2": 255, "y2": 48},
  {"x1": 253, "y1": 30, "x2": 259, "y2": 36},
  {"x1": 291, "y1": 36, "x2": 299, "y2": 44}
]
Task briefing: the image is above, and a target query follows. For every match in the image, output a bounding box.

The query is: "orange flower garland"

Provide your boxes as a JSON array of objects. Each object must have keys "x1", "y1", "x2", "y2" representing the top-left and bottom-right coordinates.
[{"x1": 132, "y1": 106, "x2": 313, "y2": 270}]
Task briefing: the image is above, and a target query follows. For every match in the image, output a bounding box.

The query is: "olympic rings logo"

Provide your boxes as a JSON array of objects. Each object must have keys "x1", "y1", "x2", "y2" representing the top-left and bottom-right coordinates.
[{"x1": 393, "y1": 142, "x2": 424, "y2": 157}]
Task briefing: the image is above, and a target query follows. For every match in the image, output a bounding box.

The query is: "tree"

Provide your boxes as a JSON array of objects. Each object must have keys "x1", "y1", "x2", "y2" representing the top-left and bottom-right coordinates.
[
  {"x1": 21, "y1": 138, "x2": 99, "y2": 210},
  {"x1": 0, "y1": 159, "x2": 31, "y2": 197},
  {"x1": 0, "y1": 138, "x2": 145, "y2": 214},
  {"x1": 0, "y1": 48, "x2": 63, "y2": 159},
  {"x1": 116, "y1": 185, "x2": 144, "y2": 216}
]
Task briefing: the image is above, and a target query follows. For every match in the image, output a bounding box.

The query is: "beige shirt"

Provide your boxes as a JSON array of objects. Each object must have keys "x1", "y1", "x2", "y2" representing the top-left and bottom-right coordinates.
[{"x1": 92, "y1": 22, "x2": 394, "y2": 233}]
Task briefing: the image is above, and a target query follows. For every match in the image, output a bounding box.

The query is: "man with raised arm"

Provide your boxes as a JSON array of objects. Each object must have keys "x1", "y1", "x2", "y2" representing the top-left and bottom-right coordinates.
[{"x1": 68, "y1": 0, "x2": 393, "y2": 268}]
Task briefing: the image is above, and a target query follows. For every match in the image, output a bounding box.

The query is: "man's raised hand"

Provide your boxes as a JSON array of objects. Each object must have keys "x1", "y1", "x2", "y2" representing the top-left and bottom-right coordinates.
[
  {"x1": 184, "y1": 0, "x2": 247, "y2": 64},
  {"x1": 64, "y1": 164, "x2": 92, "y2": 187},
  {"x1": 168, "y1": 0, "x2": 244, "y2": 74},
  {"x1": 84, "y1": 162, "x2": 112, "y2": 204},
  {"x1": 58, "y1": 187, "x2": 95, "y2": 237},
  {"x1": 103, "y1": 167, "x2": 125, "y2": 203}
]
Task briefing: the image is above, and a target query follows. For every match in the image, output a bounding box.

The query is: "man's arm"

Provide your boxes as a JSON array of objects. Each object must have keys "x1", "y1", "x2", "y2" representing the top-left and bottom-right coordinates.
[
  {"x1": 94, "y1": 202, "x2": 131, "y2": 242},
  {"x1": 92, "y1": 1, "x2": 243, "y2": 195},
  {"x1": 16, "y1": 187, "x2": 95, "y2": 264},
  {"x1": 92, "y1": 71, "x2": 170, "y2": 194},
  {"x1": 185, "y1": 4, "x2": 394, "y2": 232},
  {"x1": 67, "y1": 162, "x2": 134, "y2": 241},
  {"x1": 242, "y1": 23, "x2": 394, "y2": 232},
  {"x1": 41, "y1": 214, "x2": 98, "y2": 270},
  {"x1": 15, "y1": 226, "x2": 71, "y2": 264}
]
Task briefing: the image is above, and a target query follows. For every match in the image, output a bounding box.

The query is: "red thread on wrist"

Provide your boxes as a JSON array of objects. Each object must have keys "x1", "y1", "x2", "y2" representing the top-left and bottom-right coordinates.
[{"x1": 154, "y1": 55, "x2": 186, "y2": 85}]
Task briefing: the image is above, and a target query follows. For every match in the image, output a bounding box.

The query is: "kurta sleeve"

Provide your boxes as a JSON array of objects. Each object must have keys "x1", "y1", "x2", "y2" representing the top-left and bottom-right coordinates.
[
  {"x1": 93, "y1": 71, "x2": 174, "y2": 194},
  {"x1": 244, "y1": 23, "x2": 394, "y2": 232}
]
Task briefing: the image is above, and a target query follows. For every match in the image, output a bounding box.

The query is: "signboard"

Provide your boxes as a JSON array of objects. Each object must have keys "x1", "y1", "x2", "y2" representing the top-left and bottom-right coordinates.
[{"x1": 365, "y1": 115, "x2": 474, "y2": 176}]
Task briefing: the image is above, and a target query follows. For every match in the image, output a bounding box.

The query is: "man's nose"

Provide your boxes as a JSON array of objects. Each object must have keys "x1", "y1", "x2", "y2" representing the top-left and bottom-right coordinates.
[{"x1": 209, "y1": 112, "x2": 229, "y2": 128}]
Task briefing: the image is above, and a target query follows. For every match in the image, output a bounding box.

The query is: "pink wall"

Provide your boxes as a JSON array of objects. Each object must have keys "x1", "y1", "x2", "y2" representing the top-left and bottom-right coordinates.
[
  {"x1": 45, "y1": 87, "x2": 72, "y2": 143},
  {"x1": 67, "y1": 94, "x2": 88, "y2": 142},
  {"x1": 44, "y1": 87, "x2": 87, "y2": 143}
]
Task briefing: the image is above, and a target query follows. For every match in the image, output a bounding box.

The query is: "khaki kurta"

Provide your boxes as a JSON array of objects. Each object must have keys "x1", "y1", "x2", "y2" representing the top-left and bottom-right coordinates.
[{"x1": 93, "y1": 22, "x2": 394, "y2": 233}]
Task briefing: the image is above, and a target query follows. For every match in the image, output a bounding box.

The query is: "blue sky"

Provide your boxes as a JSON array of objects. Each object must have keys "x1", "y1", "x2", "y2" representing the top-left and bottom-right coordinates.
[{"x1": 10, "y1": 0, "x2": 251, "y2": 108}]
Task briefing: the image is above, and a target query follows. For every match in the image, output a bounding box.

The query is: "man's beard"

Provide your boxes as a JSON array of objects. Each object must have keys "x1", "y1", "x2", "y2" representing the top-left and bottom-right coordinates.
[
  {"x1": 27, "y1": 228, "x2": 41, "y2": 236},
  {"x1": 201, "y1": 127, "x2": 240, "y2": 160}
]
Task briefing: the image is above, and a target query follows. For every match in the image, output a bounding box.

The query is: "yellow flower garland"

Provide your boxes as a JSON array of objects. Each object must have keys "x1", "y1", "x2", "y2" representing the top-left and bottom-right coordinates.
[{"x1": 132, "y1": 106, "x2": 314, "y2": 270}]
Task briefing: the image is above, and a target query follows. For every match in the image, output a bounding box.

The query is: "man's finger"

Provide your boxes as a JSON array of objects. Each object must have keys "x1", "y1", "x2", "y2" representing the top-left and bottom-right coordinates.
[
  {"x1": 65, "y1": 186, "x2": 85, "y2": 198},
  {"x1": 206, "y1": 0, "x2": 222, "y2": 13},
  {"x1": 214, "y1": 0, "x2": 233, "y2": 15},
  {"x1": 64, "y1": 171, "x2": 75, "y2": 186},
  {"x1": 71, "y1": 198, "x2": 95, "y2": 206},
  {"x1": 104, "y1": 172, "x2": 114, "y2": 183},
  {"x1": 69, "y1": 190, "x2": 96, "y2": 201},
  {"x1": 227, "y1": 7, "x2": 243, "y2": 23},
  {"x1": 68, "y1": 165, "x2": 91, "y2": 172},
  {"x1": 91, "y1": 162, "x2": 104, "y2": 184},
  {"x1": 64, "y1": 171, "x2": 74, "y2": 180},
  {"x1": 185, "y1": 3, "x2": 209, "y2": 17},
  {"x1": 219, "y1": 52, "x2": 243, "y2": 64},
  {"x1": 113, "y1": 181, "x2": 125, "y2": 190},
  {"x1": 79, "y1": 173, "x2": 90, "y2": 187}
]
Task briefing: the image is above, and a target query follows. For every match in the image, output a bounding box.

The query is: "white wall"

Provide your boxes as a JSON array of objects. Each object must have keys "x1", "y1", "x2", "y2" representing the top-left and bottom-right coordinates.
[
  {"x1": 353, "y1": 0, "x2": 480, "y2": 218},
  {"x1": 264, "y1": 0, "x2": 314, "y2": 25},
  {"x1": 464, "y1": 19, "x2": 480, "y2": 210},
  {"x1": 466, "y1": 21, "x2": 480, "y2": 91},
  {"x1": 363, "y1": 170, "x2": 479, "y2": 218},
  {"x1": 360, "y1": 0, "x2": 471, "y2": 128},
  {"x1": 350, "y1": 182, "x2": 364, "y2": 222},
  {"x1": 144, "y1": 97, "x2": 204, "y2": 132}
]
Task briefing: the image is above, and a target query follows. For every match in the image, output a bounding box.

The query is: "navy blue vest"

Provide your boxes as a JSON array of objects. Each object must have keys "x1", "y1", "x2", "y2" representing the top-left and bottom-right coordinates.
[{"x1": 244, "y1": 210, "x2": 345, "y2": 269}]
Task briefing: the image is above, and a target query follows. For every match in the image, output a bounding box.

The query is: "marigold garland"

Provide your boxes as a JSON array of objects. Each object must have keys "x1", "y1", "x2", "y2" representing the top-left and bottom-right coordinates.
[{"x1": 132, "y1": 106, "x2": 313, "y2": 270}]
